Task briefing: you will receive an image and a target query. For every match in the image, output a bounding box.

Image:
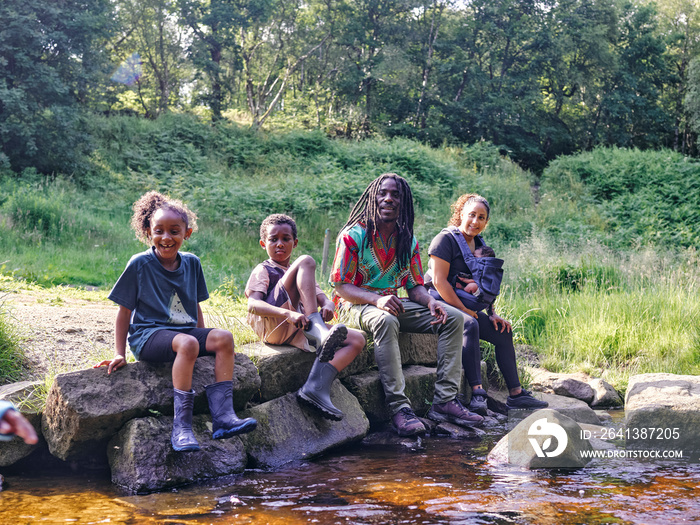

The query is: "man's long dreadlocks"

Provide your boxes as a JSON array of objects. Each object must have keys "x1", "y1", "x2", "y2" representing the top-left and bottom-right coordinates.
[{"x1": 340, "y1": 173, "x2": 415, "y2": 268}]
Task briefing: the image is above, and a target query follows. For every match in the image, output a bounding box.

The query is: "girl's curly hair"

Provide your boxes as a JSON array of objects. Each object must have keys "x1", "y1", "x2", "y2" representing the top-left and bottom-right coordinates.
[
  {"x1": 130, "y1": 191, "x2": 198, "y2": 244},
  {"x1": 448, "y1": 193, "x2": 490, "y2": 227}
]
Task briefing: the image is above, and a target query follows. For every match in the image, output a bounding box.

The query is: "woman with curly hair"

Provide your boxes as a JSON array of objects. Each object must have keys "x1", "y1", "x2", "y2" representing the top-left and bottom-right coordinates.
[{"x1": 427, "y1": 193, "x2": 548, "y2": 413}]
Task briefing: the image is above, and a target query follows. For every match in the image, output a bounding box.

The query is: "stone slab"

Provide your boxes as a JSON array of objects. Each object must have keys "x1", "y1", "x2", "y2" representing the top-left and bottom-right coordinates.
[
  {"x1": 108, "y1": 415, "x2": 247, "y2": 493},
  {"x1": 239, "y1": 380, "x2": 369, "y2": 468},
  {"x1": 42, "y1": 354, "x2": 259, "y2": 462}
]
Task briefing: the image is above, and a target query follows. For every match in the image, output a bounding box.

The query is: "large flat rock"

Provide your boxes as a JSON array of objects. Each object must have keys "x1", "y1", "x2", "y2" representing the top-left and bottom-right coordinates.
[
  {"x1": 108, "y1": 415, "x2": 247, "y2": 493},
  {"x1": 625, "y1": 373, "x2": 700, "y2": 456},
  {"x1": 239, "y1": 380, "x2": 369, "y2": 468},
  {"x1": 242, "y1": 332, "x2": 439, "y2": 403},
  {"x1": 489, "y1": 389, "x2": 601, "y2": 425},
  {"x1": 42, "y1": 355, "x2": 259, "y2": 462}
]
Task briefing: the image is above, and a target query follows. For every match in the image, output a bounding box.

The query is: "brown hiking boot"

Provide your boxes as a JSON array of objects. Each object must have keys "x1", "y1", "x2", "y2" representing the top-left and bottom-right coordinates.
[
  {"x1": 391, "y1": 407, "x2": 426, "y2": 437},
  {"x1": 427, "y1": 398, "x2": 484, "y2": 427}
]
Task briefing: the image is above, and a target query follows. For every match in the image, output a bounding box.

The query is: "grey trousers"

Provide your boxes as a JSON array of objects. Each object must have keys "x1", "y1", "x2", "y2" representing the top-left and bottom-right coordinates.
[{"x1": 347, "y1": 299, "x2": 463, "y2": 415}]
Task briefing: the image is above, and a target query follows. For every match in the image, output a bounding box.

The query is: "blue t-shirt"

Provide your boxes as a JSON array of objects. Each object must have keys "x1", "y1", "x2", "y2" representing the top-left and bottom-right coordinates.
[{"x1": 108, "y1": 247, "x2": 209, "y2": 359}]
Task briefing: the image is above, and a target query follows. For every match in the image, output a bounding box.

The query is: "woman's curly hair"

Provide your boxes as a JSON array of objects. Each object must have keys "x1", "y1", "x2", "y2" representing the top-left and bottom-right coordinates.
[
  {"x1": 448, "y1": 193, "x2": 490, "y2": 227},
  {"x1": 130, "y1": 191, "x2": 198, "y2": 244}
]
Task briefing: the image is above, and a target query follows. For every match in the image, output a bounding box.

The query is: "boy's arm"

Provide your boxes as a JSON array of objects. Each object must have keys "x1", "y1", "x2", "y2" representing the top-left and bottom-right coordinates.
[
  {"x1": 93, "y1": 305, "x2": 131, "y2": 374},
  {"x1": 247, "y1": 291, "x2": 309, "y2": 329}
]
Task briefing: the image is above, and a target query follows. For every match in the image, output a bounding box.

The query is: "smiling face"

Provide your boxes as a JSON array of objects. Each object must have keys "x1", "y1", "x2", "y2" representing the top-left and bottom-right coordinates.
[
  {"x1": 459, "y1": 201, "x2": 489, "y2": 240},
  {"x1": 148, "y1": 207, "x2": 191, "y2": 268},
  {"x1": 375, "y1": 177, "x2": 401, "y2": 224},
  {"x1": 261, "y1": 223, "x2": 297, "y2": 266}
]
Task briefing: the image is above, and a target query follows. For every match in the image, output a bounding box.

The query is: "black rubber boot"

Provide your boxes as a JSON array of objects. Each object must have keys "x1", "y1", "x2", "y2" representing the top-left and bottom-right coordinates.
[
  {"x1": 297, "y1": 360, "x2": 344, "y2": 421},
  {"x1": 303, "y1": 312, "x2": 347, "y2": 362},
  {"x1": 172, "y1": 388, "x2": 200, "y2": 452},
  {"x1": 205, "y1": 380, "x2": 257, "y2": 439}
]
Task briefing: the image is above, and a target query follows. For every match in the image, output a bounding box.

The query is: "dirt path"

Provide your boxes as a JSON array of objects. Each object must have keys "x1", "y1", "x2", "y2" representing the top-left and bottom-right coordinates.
[{"x1": 5, "y1": 289, "x2": 117, "y2": 380}]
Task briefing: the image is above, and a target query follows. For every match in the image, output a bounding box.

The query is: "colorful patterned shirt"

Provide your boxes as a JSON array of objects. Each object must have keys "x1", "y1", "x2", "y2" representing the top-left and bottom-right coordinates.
[{"x1": 330, "y1": 223, "x2": 425, "y2": 308}]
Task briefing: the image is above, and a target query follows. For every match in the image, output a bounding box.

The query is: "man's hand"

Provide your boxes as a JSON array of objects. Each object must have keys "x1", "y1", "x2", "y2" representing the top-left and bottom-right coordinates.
[
  {"x1": 376, "y1": 295, "x2": 405, "y2": 316},
  {"x1": 320, "y1": 303, "x2": 335, "y2": 322},
  {"x1": 428, "y1": 297, "x2": 448, "y2": 325}
]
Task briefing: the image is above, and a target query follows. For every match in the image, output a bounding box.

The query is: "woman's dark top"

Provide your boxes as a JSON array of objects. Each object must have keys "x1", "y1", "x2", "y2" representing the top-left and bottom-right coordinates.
[{"x1": 428, "y1": 229, "x2": 485, "y2": 285}]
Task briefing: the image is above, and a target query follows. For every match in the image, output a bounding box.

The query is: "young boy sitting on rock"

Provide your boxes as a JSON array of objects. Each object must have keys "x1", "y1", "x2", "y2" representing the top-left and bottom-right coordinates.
[{"x1": 246, "y1": 214, "x2": 365, "y2": 420}]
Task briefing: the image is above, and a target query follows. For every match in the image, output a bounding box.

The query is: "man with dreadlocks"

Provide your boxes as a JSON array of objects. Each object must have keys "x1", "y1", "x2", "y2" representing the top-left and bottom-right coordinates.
[{"x1": 330, "y1": 173, "x2": 484, "y2": 436}]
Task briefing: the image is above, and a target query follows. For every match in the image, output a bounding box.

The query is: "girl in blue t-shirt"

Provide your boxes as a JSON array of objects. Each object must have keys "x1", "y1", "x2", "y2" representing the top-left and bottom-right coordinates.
[{"x1": 94, "y1": 191, "x2": 256, "y2": 451}]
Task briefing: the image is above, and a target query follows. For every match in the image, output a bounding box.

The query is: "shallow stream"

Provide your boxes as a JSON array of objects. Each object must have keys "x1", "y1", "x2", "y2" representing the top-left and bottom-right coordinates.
[{"x1": 1, "y1": 414, "x2": 698, "y2": 524}]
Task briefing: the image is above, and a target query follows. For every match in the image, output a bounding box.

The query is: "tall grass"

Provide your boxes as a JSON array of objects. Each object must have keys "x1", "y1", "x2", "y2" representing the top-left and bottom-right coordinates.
[
  {"x1": 498, "y1": 234, "x2": 700, "y2": 393},
  {"x1": 0, "y1": 286, "x2": 27, "y2": 384}
]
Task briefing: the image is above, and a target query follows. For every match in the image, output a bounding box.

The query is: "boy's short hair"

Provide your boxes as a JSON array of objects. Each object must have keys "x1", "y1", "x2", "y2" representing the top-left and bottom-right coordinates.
[
  {"x1": 474, "y1": 245, "x2": 495, "y2": 258},
  {"x1": 260, "y1": 214, "x2": 298, "y2": 240}
]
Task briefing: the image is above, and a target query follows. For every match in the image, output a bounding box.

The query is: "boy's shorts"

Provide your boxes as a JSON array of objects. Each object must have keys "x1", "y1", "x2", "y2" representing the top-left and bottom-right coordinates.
[
  {"x1": 140, "y1": 327, "x2": 215, "y2": 362},
  {"x1": 247, "y1": 279, "x2": 311, "y2": 351}
]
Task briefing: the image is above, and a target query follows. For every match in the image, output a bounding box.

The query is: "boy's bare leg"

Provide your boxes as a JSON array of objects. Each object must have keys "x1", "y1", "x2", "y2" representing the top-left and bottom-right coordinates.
[
  {"x1": 280, "y1": 254, "x2": 319, "y2": 314},
  {"x1": 328, "y1": 329, "x2": 365, "y2": 372}
]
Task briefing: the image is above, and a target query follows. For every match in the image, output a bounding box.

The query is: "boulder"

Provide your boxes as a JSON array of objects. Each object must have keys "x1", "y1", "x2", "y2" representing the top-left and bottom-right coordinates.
[
  {"x1": 489, "y1": 389, "x2": 600, "y2": 425},
  {"x1": 589, "y1": 378, "x2": 623, "y2": 407},
  {"x1": 0, "y1": 380, "x2": 44, "y2": 409},
  {"x1": 108, "y1": 415, "x2": 247, "y2": 493},
  {"x1": 238, "y1": 381, "x2": 369, "y2": 468},
  {"x1": 243, "y1": 342, "x2": 316, "y2": 402},
  {"x1": 488, "y1": 409, "x2": 593, "y2": 468},
  {"x1": 0, "y1": 412, "x2": 43, "y2": 467},
  {"x1": 42, "y1": 355, "x2": 259, "y2": 462},
  {"x1": 342, "y1": 365, "x2": 439, "y2": 424},
  {"x1": 552, "y1": 378, "x2": 595, "y2": 405},
  {"x1": 528, "y1": 368, "x2": 593, "y2": 395},
  {"x1": 624, "y1": 373, "x2": 700, "y2": 457}
]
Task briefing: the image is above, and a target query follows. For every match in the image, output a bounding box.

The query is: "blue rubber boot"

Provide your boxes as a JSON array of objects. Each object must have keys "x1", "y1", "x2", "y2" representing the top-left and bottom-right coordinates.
[
  {"x1": 171, "y1": 388, "x2": 200, "y2": 452},
  {"x1": 205, "y1": 380, "x2": 257, "y2": 439}
]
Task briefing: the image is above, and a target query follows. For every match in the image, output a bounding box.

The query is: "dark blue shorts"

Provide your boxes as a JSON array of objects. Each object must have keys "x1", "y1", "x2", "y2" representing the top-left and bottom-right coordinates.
[{"x1": 140, "y1": 327, "x2": 214, "y2": 363}]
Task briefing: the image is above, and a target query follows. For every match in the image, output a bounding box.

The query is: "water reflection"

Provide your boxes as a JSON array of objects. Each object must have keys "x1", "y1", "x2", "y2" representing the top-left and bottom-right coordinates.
[{"x1": 1, "y1": 428, "x2": 699, "y2": 524}]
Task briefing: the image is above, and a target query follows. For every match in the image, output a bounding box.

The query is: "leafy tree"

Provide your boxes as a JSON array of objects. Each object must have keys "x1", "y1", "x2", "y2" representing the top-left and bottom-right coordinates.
[
  {"x1": 237, "y1": 0, "x2": 332, "y2": 128},
  {"x1": 177, "y1": 0, "x2": 247, "y2": 120},
  {"x1": 656, "y1": 0, "x2": 700, "y2": 153},
  {"x1": 0, "y1": 0, "x2": 114, "y2": 174},
  {"x1": 111, "y1": 0, "x2": 190, "y2": 117}
]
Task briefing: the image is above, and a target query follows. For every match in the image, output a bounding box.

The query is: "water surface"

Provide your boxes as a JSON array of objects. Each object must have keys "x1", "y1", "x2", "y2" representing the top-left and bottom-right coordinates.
[{"x1": 1, "y1": 423, "x2": 698, "y2": 524}]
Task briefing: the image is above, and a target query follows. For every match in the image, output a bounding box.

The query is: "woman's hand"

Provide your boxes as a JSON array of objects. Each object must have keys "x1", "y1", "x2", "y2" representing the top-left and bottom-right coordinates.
[
  {"x1": 463, "y1": 307, "x2": 478, "y2": 319},
  {"x1": 320, "y1": 303, "x2": 335, "y2": 322},
  {"x1": 93, "y1": 355, "x2": 126, "y2": 374},
  {"x1": 287, "y1": 311, "x2": 310, "y2": 329},
  {"x1": 489, "y1": 313, "x2": 512, "y2": 333}
]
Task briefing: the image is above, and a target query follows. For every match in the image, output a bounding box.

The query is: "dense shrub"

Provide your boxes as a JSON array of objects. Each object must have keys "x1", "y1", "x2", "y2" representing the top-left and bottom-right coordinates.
[{"x1": 540, "y1": 147, "x2": 700, "y2": 248}]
